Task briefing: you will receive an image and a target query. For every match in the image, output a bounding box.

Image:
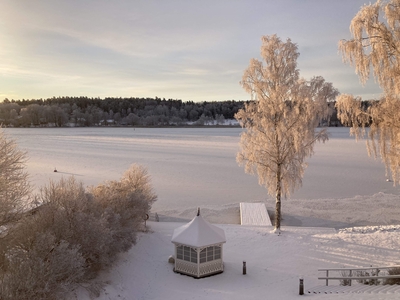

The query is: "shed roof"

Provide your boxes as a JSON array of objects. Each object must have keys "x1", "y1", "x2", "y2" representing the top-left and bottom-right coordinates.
[{"x1": 171, "y1": 212, "x2": 226, "y2": 248}]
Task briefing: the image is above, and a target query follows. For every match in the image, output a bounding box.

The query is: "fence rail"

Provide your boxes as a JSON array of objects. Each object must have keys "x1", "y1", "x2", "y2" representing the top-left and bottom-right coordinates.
[{"x1": 318, "y1": 265, "x2": 400, "y2": 286}]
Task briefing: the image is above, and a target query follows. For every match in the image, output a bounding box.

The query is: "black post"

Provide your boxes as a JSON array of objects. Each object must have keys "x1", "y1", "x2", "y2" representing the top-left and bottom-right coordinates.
[
  {"x1": 243, "y1": 261, "x2": 246, "y2": 275},
  {"x1": 299, "y1": 277, "x2": 304, "y2": 295}
]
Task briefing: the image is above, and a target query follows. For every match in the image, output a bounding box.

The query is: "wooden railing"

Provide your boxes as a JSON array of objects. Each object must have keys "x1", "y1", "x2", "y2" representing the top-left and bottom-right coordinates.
[{"x1": 318, "y1": 266, "x2": 400, "y2": 286}]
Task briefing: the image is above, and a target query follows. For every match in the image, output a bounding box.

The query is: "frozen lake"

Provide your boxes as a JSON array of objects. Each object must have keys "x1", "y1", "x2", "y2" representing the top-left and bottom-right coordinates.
[{"x1": 4, "y1": 127, "x2": 399, "y2": 212}]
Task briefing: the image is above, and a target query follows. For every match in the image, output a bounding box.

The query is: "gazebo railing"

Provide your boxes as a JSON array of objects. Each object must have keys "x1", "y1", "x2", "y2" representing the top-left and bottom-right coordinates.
[
  {"x1": 175, "y1": 260, "x2": 198, "y2": 277},
  {"x1": 175, "y1": 258, "x2": 224, "y2": 278},
  {"x1": 199, "y1": 259, "x2": 223, "y2": 277}
]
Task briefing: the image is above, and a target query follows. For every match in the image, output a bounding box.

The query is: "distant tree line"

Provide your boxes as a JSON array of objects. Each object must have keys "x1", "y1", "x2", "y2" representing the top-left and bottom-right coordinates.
[
  {"x1": 0, "y1": 97, "x2": 242, "y2": 127},
  {"x1": 0, "y1": 96, "x2": 375, "y2": 127}
]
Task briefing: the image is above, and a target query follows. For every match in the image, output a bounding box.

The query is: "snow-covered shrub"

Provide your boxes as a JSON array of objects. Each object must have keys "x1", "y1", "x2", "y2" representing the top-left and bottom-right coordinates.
[
  {"x1": 90, "y1": 164, "x2": 157, "y2": 233},
  {"x1": 39, "y1": 176, "x2": 139, "y2": 277},
  {"x1": 0, "y1": 219, "x2": 85, "y2": 299},
  {"x1": 339, "y1": 270, "x2": 352, "y2": 286},
  {"x1": 355, "y1": 269, "x2": 380, "y2": 285},
  {"x1": 0, "y1": 130, "x2": 31, "y2": 226},
  {"x1": 0, "y1": 164, "x2": 157, "y2": 299},
  {"x1": 384, "y1": 267, "x2": 400, "y2": 285}
]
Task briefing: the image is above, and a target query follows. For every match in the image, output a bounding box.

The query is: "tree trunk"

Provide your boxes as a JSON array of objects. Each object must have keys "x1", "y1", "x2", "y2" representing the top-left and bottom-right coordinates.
[{"x1": 275, "y1": 165, "x2": 282, "y2": 231}]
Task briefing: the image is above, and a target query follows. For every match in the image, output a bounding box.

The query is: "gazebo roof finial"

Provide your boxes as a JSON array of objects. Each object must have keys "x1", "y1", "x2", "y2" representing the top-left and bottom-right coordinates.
[{"x1": 197, "y1": 207, "x2": 200, "y2": 216}]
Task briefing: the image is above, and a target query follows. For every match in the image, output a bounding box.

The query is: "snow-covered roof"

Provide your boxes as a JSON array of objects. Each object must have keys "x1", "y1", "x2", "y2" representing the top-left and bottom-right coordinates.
[{"x1": 171, "y1": 211, "x2": 226, "y2": 247}]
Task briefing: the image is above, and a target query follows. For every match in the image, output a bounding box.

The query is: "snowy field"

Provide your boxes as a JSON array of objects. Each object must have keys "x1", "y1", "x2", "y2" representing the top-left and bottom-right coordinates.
[{"x1": 4, "y1": 127, "x2": 400, "y2": 299}]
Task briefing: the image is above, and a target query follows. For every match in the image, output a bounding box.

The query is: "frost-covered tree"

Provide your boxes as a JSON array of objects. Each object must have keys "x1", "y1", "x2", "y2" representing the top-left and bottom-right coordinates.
[
  {"x1": 0, "y1": 130, "x2": 31, "y2": 226},
  {"x1": 236, "y1": 35, "x2": 338, "y2": 231},
  {"x1": 337, "y1": 0, "x2": 400, "y2": 184}
]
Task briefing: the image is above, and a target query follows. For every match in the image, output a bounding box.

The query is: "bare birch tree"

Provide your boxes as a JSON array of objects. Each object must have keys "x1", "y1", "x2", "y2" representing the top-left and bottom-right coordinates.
[
  {"x1": 236, "y1": 35, "x2": 338, "y2": 231},
  {"x1": 337, "y1": 0, "x2": 400, "y2": 184}
]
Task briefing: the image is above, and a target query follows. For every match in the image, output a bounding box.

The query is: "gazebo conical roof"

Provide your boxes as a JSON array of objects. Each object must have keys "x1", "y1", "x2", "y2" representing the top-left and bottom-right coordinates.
[{"x1": 171, "y1": 210, "x2": 226, "y2": 248}]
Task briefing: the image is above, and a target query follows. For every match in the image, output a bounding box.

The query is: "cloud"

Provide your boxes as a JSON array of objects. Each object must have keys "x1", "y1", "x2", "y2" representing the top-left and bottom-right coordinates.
[{"x1": 0, "y1": 0, "x2": 382, "y2": 101}]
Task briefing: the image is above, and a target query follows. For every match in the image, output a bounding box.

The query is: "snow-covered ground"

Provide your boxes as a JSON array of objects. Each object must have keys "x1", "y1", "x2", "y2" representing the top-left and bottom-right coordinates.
[
  {"x1": 72, "y1": 222, "x2": 400, "y2": 300},
  {"x1": 4, "y1": 127, "x2": 400, "y2": 299}
]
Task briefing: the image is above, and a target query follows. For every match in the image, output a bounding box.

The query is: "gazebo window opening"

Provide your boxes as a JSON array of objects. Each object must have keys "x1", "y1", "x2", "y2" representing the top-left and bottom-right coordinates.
[
  {"x1": 215, "y1": 246, "x2": 221, "y2": 259},
  {"x1": 176, "y1": 245, "x2": 197, "y2": 263},
  {"x1": 200, "y1": 245, "x2": 221, "y2": 263}
]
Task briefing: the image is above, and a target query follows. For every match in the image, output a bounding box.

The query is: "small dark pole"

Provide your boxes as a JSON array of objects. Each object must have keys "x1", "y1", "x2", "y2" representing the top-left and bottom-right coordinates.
[
  {"x1": 299, "y1": 277, "x2": 304, "y2": 295},
  {"x1": 243, "y1": 261, "x2": 246, "y2": 275}
]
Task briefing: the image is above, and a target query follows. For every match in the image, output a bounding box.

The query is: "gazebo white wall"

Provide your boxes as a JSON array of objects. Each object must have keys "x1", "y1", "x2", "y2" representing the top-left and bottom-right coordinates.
[{"x1": 171, "y1": 210, "x2": 226, "y2": 278}]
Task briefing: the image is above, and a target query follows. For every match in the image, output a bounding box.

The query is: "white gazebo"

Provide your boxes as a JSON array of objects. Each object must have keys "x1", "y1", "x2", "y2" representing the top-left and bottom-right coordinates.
[{"x1": 171, "y1": 208, "x2": 226, "y2": 278}]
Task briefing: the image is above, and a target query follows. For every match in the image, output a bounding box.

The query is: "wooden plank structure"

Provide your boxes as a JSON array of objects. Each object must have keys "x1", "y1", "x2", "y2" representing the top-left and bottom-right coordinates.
[{"x1": 239, "y1": 203, "x2": 272, "y2": 226}]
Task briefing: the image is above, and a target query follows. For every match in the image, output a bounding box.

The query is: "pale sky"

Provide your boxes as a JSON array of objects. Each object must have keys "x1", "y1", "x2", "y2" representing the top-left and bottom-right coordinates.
[{"x1": 0, "y1": 0, "x2": 381, "y2": 102}]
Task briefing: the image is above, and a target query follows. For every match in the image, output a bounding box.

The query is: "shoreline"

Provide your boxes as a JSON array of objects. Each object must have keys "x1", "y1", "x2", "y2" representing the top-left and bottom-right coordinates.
[{"x1": 151, "y1": 193, "x2": 400, "y2": 229}]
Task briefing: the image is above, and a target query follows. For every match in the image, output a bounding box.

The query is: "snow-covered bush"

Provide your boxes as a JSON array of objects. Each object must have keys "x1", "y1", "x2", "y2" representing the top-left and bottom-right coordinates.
[
  {"x1": 339, "y1": 270, "x2": 352, "y2": 286},
  {"x1": 89, "y1": 164, "x2": 157, "y2": 233},
  {"x1": 0, "y1": 231, "x2": 85, "y2": 300},
  {"x1": 355, "y1": 269, "x2": 380, "y2": 285},
  {"x1": 384, "y1": 267, "x2": 400, "y2": 285},
  {"x1": 0, "y1": 164, "x2": 157, "y2": 299},
  {"x1": 38, "y1": 177, "x2": 119, "y2": 277},
  {"x1": 0, "y1": 130, "x2": 31, "y2": 226},
  {"x1": 0, "y1": 178, "x2": 96, "y2": 299}
]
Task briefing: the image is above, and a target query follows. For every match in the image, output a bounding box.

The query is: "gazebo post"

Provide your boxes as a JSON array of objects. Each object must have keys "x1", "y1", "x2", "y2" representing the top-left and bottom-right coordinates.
[
  {"x1": 173, "y1": 244, "x2": 178, "y2": 272},
  {"x1": 220, "y1": 244, "x2": 224, "y2": 272},
  {"x1": 197, "y1": 247, "x2": 200, "y2": 277}
]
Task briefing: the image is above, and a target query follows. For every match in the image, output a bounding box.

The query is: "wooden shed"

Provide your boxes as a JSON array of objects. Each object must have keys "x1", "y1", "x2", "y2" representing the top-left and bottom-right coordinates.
[{"x1": 171, "y1": 208, "x2": 226, "y2": 278}]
